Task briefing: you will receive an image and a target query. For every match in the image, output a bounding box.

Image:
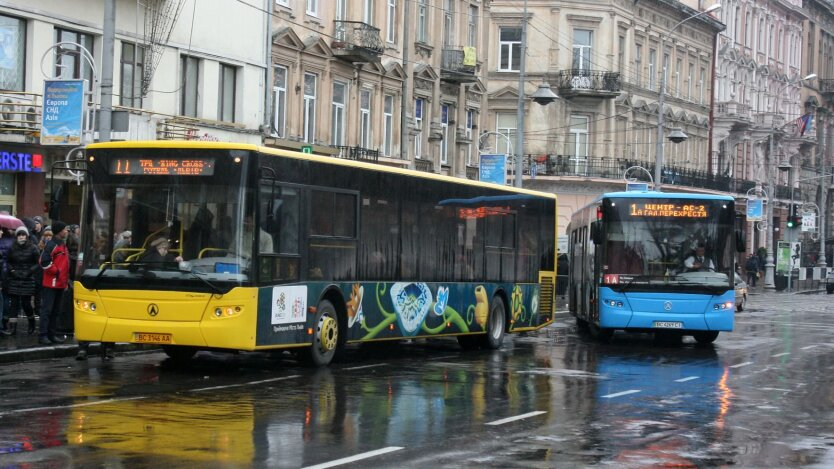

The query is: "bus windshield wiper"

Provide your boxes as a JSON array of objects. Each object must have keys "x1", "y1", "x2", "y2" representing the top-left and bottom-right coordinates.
[
  {"x1": 88, "y1": 263, "x2": 111, "y2": 289},
  {"x1": 177, "y1": 267, "x2": 226, "y2": 295}
]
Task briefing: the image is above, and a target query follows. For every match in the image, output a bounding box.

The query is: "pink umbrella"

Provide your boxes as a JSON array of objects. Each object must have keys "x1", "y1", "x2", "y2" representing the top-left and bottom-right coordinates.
[{"x1": 0, "y1": 214, "x2": 24, "y2": 230}]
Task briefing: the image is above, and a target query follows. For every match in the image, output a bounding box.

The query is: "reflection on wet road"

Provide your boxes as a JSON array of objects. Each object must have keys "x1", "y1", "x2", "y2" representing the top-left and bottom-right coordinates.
[{"x1": 0, "y1": 292, "x2": 833, "y2": 467}]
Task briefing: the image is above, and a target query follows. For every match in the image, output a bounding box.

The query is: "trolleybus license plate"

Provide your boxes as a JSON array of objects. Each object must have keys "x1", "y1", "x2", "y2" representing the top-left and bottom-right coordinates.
[
  {"x1": 653, "y1": 321, "x2": 683, "y2": 329},
  {"x1": 134, "y1": 332, "x2": 172, "y2": 344}
]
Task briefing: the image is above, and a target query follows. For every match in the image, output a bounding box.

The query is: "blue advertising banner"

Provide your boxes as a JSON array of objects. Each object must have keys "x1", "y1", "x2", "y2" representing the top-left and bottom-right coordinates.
[
  {"x1": 41, "y1": 79, "x2": 85, "y2": 146},
  {"x1": 479, "y1": 154, "x2": 507, "y2": 185},
  {"x1": 746, "y1": 198, "x2": 763, "y2": 222}
]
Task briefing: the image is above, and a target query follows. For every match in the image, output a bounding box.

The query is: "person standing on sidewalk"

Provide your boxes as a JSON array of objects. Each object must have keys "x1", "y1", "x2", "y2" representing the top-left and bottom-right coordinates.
[
  {"x1": 745, "y1": 253, "x2": 760, "y2": 288},
  {"x1": 4, "y1": 227, "x2": 40, "y2": 335},
  {"x1": 38, "y1": 221, "x2": 69, "y2": 345}
]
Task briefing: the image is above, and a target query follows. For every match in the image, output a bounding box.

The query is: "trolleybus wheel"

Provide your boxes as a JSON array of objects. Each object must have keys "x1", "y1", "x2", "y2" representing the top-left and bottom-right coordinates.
[
  {"x1": 307, "y1": 299, "x2": 341, "y2": 366},
  {"x1": 481, "y1": 297, "x2": 506, "y2": 350},
  {"x1": 162, "y1": 345, "x2": 198, "y2": 362},
  {"x1": 693, "y1": 331, "x2": 719, "y2": 344}
]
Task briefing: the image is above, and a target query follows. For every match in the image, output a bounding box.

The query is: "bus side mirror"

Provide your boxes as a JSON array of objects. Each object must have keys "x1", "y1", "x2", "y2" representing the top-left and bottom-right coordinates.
[
  {"x1": 735, "y1": 229, "x2": 745, "y2": 253},
  {"x1": 591, "y1": 221, "x2": 603, "y2": 244}
]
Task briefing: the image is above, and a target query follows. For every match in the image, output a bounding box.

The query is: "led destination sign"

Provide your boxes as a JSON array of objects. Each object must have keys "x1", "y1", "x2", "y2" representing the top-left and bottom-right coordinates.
[
  {"x1": 109, "y1": 158, "x2": 215, "y2": 176},
  {"x1": 629, "y1": 203, "x2": 708, "y2": 218}
]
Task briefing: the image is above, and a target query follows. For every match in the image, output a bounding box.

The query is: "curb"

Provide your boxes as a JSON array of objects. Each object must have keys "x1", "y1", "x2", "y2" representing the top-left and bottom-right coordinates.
[{"x1": 0, "y1": 342, "x2": 159, "y2": 365}]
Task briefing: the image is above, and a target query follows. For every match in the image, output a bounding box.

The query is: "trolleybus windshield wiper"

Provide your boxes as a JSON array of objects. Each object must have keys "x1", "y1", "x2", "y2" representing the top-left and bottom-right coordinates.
[
  {"x1": 88, "y1": 263, "x2": 111, "y2": 289},
  {"x1": 177, "y1": 267, "x2": 226, "y2": 295}
]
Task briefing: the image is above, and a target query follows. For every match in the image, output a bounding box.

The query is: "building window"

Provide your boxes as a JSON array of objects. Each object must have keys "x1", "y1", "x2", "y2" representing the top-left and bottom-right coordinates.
[
  {"x1": 648, "y1": 48, "x2": 656, "y2": 91},
  {"x1": 572, "y1": 29, "x2": 592, "y2": 71},
  {"x1": 440, "y1": 104, "x2": 449, "y2": 165},
  {"x1": 119, "y1": 42, "x2": 144, "y2": 107},
  {"x1": 386, "y1": 0, "x2": 396, "y2": 43},
  {"x1": 180, "y1": 55, "x2": 199, "y2": 117},
  {"x1": 466, "y1": 109, "x2": 474, "y2": 166},
  {"x1": 54, "y1": 28, "x2": 95, "y2": 90},
  {"x1": 364, "y1": 0, "x2": 374, "y2": 24},
  {"x1": 699, "y1": 67, "x2": 706, "y2": 104},
  {"x1": 219, "y1": 64, "x2": 236, "y2": 122},
  {"x1": 414, "y1": 98, "x2": 424, "y2": 158},
  {"x1": 417, "y1": 0, "x2": 428, "y2": 42},
  {"x1": 567, "y1": 115, "x2": 589, "y2": 159},
  {"x1": 0, "y1": 15, "x2": 25, "y2": 91},
  {"x1": 674, "y1": 58, "x2": 681, "y2": 98},
  {"x1": 496, "y1": 112, "x2": 516, "y2": 156},
  {"x1": 360, "y1": 88, "x2": 371, "y2": 148},
  {"x1": 335, "y1": 0, "x2": 346, "y2": 20},
  {"x1": 276, "y1": 0, "x2": 289, "y2": 6},
  {"x1": 617, "y1": 35, "x2": 625, "y2": 74},
  {"x1": 634, "y1": 44, "x2": 642, "y2": 87},
  {"x1": 306, "y1": 0, "x2": 318, "y2": 16},
  {"x1": 468, "y1": 6, "x2": 478, "y2": 48},
  {"x1": 273, "y1": 65, "x2": 287, "y2": 137},
  {"x1": 662, "y1": 52, "x2": 669, "y2": 94},
  {"x1": 687, "y1": 63, "x2": 694, "y2": 101},
  {"x1": 499, "y1": 27, "x2": 521, "y2": 71},
  {"x1": 443, "y1": 0, "x2": 454, "y2": 47},
  {"x1": 331, "y1": 81, "x2": 347, "y2": 146},
  {"x1": 303, "y1": 72, "x2": 317, "y2": 144},
  {"x1": 383, "y1": 94, "x2": 394, "y2": 156}
]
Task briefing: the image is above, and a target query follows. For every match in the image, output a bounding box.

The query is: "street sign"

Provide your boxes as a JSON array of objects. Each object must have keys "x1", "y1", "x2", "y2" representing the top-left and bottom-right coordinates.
[
  {"x1": 746, "y1": 198, "x2": 763, "y2": 222},
  {"x1": 801, "y1": 212, "x2": 816, "y2": 232},
  {"x1": 301, "y1": 145, "x2": 313, "y2": 154},
  {"x1": 626, "y1": 182, "x2": 649, "y2": 192},
  {"x1": 479, "y1": 154, "x2": 507, "y2": 185}
]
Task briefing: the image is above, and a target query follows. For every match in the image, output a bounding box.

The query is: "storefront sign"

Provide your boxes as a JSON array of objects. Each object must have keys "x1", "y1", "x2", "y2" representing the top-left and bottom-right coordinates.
[
  {"x1": 0, "y1": 151, "x2": 42, "y2": 172},
  {"x1": 41, "y1": 79, "x2": 85, "y2": 146}
]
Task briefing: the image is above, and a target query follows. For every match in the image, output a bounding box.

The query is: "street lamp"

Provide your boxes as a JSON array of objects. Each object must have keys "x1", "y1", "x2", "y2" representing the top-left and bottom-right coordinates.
[
  {"x1": 654, "y1": 3, "x2": 721, "y2": 191},
  {"x1": 763, "y1": 73, "x2": 817, "y2": 290}
]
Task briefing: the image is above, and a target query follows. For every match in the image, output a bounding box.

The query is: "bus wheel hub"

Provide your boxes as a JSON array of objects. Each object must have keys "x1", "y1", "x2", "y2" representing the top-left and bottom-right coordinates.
[{"x1": 318, "y1": 316, "x2": 338, "y2": 352}]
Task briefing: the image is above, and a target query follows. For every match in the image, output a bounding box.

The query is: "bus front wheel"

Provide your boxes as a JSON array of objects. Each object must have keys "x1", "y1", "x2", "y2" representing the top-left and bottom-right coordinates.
[
  {"x1": 481, "y1": 297, "x2": 506, "y2": 349},
  {"x1": 307, "y1": 300, "x2": 341, "y2": 366},
  {"x1": 693, "y1": 331, "x2": 719, "y2": 344}
]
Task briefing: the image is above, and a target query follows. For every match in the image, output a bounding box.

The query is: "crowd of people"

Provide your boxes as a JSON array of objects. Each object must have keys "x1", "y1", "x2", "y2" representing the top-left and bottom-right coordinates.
[{"x1": 0, "y1": 216, "x2": 109, "y2": 359}]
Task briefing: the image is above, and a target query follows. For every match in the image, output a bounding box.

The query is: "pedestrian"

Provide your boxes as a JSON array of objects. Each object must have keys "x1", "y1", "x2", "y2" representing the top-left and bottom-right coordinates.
[
  {"x1": 4, "y1": 226, "x2": 40, "y2": 335},
  {"x1": 745, "y1": 253, "x2": 760, "y2": 287},
  {"x1": 30, "y1": 216, "x2": 43, "y2": 246},
  {"x1": 0, "y1": 228, "x2": 13, "y2": 335},
  {"x1": 66, "y1": 224, "x2": 80, "y2": 281},
  {"x1": 38, "y1": 221, "x2": 69, "y2": 345}
]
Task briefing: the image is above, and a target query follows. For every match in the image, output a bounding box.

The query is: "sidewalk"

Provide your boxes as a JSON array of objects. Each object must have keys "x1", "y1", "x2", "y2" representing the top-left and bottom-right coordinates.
[{"x1": 0, "y1": 327, "x2": 155, "y2": 365}]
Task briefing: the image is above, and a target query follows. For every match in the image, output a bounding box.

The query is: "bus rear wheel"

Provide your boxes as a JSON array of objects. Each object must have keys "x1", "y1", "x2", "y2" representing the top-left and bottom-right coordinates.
[
  {"x1": 162, "y1": 345, "x2": 197, "y2": 362},
  {"x1": 693, "y1": 331, "x2": 719, "y2": 344},
  {"x1": 306, "y1": 300, "x2": 341, "y2": 366},
  {"x1": 480, "y1": 297, "x2": 506, "y2": 350}
]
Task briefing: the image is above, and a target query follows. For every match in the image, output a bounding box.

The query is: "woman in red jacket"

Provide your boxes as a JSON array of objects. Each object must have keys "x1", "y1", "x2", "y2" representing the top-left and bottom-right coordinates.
[{"x1": 38, "y1": 221, "x2": 69, "y2": 345}]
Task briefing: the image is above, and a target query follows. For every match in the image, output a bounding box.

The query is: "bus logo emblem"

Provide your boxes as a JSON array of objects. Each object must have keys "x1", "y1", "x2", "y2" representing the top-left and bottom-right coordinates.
[
  {"x1": 148, "y1": 304, "x2": 159, "y2": 317},
  {"x1": 663, "y1": 301, "x2": 672, "y2": 311}
]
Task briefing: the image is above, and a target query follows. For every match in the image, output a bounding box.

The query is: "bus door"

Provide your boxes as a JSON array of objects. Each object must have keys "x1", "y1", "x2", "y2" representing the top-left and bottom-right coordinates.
[{"x1": 259, "y1": 177, "x2": 303, "y2": 284}]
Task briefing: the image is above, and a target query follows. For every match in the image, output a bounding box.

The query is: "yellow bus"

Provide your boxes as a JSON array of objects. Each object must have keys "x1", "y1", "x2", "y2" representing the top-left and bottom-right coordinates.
[{"x1": 73, "y1": 141, "x2": 557, "y2": 365}]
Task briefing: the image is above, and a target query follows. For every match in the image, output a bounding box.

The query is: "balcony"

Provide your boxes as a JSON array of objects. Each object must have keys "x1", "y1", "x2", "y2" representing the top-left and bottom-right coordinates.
[
  {"x1": 554, "y1": 70, "x2": 621, "y2": 99},
  {"x1": 331, "y1": 21, "x2": 383, "y2": 63},
  {"x1": 820, "y1": 79, "x2": 834, "y2": 101},
  {"x1": 440, "y1": 46, "x2": 477, "y2": 84},
  {"x1": 0, "y1": 91, "x2": 42, "y2": 142},
  {"x1": 753, "y1": 113, "x2": 785, "y2": 129},
  {"x1": 415, "y1": 158, "x2": 434, "y2": 173},
  {"x1": 466, "y1": 165, "x2": 479, "y2": 180},
  {"x1": 715, "y1": 101, "x2": 752, "y2": 122},
  {"x1": 332, "y1": 145, "x2": 379, "y2": 163}
]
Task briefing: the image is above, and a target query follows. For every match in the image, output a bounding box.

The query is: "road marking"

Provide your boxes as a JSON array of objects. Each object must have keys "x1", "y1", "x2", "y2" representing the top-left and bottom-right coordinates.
[
  {"x1": 0, "y1": 396, "x2": 146, "y2": 417},
  {"x1": 601, "y1": 390, "x2": 641, "y2": 399},
  {"x1": 800, "y1": 345, "x2": 819, "y2": 350},
  {"x1": 342, "y1": 363, "x2": 388, "y2": 371},
  {"x1": 302, "y1": 446, "x2": 404, "y2": 469},
  {"x1": 191, "y1": 375, "x2": 301, "y2": 392},
  {"x1": 486, "y1": 411, "x2": 548, "y2": 426},
  {"x1": 674, "y1": 376, "x2": 699, "y2": 382},
  {"x1": 729, "y1": 362, "x2": 754, "y2": 369},
  {"x1": 771, "y1": 352, "x2": 790, "y2": 358}
]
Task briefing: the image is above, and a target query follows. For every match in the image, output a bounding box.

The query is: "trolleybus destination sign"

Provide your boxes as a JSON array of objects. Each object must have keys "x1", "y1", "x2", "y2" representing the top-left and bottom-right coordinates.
[
  {"x1": 109, "y1": 158, "x2": 216, "y2": 176},
  {"x1": 628, "y1": 203, "x2": 708, "y2": 218}
]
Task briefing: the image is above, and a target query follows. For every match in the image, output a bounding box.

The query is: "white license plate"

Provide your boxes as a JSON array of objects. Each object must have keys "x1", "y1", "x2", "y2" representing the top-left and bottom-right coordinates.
[{"x1": 653, "y1": 321, "x2": 683, "y2": 329}]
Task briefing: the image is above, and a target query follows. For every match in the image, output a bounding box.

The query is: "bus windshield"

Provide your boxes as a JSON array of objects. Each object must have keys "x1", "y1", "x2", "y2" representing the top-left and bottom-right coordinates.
[
  {"x1": 78, "y1": 148, "x2": 253, "y2": 293},
  {"x1": 601, "y1": 197, "x2": 735, "y2": 293}
]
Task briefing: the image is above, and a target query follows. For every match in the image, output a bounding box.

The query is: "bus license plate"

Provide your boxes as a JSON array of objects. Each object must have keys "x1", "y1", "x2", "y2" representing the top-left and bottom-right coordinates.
[
  {"x1": 653, "y1": 321, "x2": 683, "y2": 329},
  {"x1": 134, "y1": 332, "x2": 172, "y2": 344}
]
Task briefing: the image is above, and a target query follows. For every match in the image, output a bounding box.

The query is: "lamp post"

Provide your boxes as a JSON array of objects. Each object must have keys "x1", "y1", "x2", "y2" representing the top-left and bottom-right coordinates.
[
  {"x1": 763, "y1": 73, "x2": 817, "y2": 290},
  {"x1": 654, "y1": 3, "x2": 721, "y2": 192}
]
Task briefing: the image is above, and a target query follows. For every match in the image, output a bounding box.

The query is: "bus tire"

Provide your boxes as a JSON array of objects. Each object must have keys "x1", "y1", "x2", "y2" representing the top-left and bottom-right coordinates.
[
  {"x1": 162, "y1": 345, "x2": 198, "y2": 362},
  {"x1": 589, "y1": 323, "x2": 613, "y2": 342},
  {"x1": 693, "y1": 331, "x2": 719, "y2": 344},
  {"x1": 480, "y1": 297, "x2": 506, "y2": 350},
  {"x1": 306, "y1": 299, "x2": 341, "y2": 366}
]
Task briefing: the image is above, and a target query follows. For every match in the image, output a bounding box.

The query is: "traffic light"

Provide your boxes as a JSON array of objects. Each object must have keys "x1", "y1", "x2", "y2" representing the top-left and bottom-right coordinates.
[{"x1": 787, "y1": 214, "x2": 802, "y2": 229}]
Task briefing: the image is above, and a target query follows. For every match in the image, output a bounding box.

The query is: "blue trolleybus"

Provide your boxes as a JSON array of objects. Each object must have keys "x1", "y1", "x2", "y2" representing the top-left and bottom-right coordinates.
[{"x1": 567, "y1": 191, "x2": 743, "y2": 343}]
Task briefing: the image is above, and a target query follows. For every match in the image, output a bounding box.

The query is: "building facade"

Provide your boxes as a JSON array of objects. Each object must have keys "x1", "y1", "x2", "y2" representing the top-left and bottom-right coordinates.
[{"x1": 0, "y1": 0, "x2": 269, "y2": 221}]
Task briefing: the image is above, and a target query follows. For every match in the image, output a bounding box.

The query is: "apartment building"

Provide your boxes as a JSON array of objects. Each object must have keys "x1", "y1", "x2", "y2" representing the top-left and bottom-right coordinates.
[
  {"x1": 0, "y1": 0, "x2": 269, "y2": 219},
  {"x1": 267, "y1": 0, "x2": 488, "y2": 178}
]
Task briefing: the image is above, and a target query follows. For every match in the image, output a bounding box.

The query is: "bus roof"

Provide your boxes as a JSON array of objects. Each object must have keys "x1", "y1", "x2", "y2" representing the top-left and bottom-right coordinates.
[{"x1": 85, "y1": 140, "x2": 556, "y2": 200}]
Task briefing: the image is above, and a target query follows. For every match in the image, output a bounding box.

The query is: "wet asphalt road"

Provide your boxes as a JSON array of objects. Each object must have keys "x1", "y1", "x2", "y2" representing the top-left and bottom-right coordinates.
[{"x1": 0, "y1": 291, "x2": 833, "y2": 468}]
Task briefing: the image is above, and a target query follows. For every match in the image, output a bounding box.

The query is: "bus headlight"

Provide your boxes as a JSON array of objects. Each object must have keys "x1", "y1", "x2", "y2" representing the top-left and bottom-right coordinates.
[
  {"x1": 604, "y1": 299, "x2": 624, "y2": 308},
  {"x1": 75, "y1": 300, "x2": 96, "y2": 312},
  {"x1": 713, "y1": 302, "x2": 733, "y2": 310},
  {"x1": 213, "y1": 306, "x2": 243, "y2": 318}
]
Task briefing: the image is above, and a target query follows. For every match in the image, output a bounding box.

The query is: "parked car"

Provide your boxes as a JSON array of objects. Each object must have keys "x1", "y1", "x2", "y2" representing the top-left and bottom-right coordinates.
[
  {"x1": 826, "y1": 269, "x2": 834, "y2": 294},
  {"x1": 734, "y1": 273, "x2": 748, "y2": 312}
]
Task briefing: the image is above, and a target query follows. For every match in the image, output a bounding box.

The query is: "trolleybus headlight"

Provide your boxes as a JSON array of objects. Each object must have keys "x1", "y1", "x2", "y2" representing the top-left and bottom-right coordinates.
[
  {"x1": 714, "y1": 302, "x2": 734, "y2": 310},
  {"x1": 213, "y1": 306, "x2": 243, "y2": 318},
  {"x1": 90, "y1": 303, "x2": 96, "y2": 311},
  {"x1": 605, "y1": 299, "x2": 624, "y2": 308}
]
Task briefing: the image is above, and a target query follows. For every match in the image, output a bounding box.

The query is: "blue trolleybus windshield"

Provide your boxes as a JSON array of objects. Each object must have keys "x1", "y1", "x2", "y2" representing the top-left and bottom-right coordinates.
[{"x1": 601, "y1": 197, "x2": 734, "y2": 293}]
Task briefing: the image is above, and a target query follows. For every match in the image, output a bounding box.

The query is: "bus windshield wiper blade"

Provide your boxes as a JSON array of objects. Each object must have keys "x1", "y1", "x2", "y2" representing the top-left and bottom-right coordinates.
[
  {"x1": 178, "y1": 267, "x2": 225, "y2": 295},
  {"x1": 88, "y1": 263, "x2": 111, "y2": 289}
]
